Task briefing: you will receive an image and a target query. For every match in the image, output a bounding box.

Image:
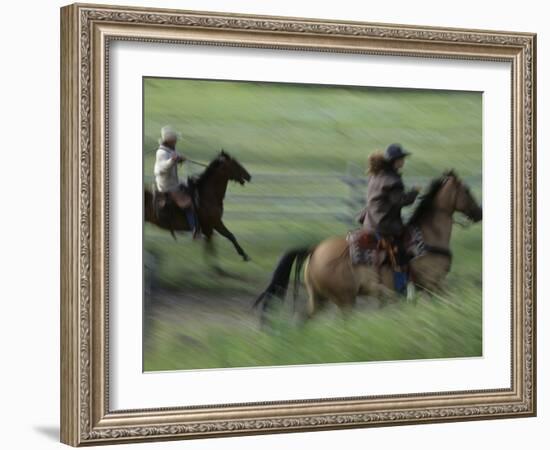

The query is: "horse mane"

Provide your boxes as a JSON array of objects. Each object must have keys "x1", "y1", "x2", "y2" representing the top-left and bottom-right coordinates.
[
  {"x1": 407, "y1": 170, "x2": 455, "y2": 226},
  {"x1": 193, "y1": 150, "x2": 232, "y2": 186}
]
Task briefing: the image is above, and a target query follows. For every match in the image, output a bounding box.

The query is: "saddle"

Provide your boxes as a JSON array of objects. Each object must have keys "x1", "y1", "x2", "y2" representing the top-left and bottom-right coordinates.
[
  {"x1": 151, "y1": 180, "x2": 201, "y2": 241},
  {"x1": 346, "y1": 230, "x2": 390, "y2": 268},
  {"x1": 346, "y1": 226, "x2": 427, "y2": 269},
  {"x1": 151, "y1": 180, "x2": 197, "y2": 221}
]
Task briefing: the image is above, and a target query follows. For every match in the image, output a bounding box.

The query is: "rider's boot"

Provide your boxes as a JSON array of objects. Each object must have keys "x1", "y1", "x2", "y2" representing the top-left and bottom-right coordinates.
[
  {"x1": 192, "y1": 226, "x2": 202, "y2": 240},
  {"x1": 184, "y1": 208, "x2": 201, "y2": 240},
  {"x1": 393, "y1": 270, "x2": 408, "y2": 296}
]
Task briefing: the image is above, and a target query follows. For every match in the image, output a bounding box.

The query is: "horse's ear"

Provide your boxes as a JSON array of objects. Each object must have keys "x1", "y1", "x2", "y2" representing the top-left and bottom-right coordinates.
[
  {"x1": 444, "y1": 169, "x2": 457, "y2": 178},
  {"x1": 220, "y1": 148, "x2": 233, "y2": 160}
]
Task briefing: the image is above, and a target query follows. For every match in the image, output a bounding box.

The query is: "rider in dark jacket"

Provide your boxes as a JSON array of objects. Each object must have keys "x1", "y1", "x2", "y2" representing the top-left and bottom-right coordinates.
[
  {"x1": 362, "y1": 143, "x2": 420, "y2": 293},
  {"x1": 363, "y1": 144, "x2": 419, "y2": 236}
]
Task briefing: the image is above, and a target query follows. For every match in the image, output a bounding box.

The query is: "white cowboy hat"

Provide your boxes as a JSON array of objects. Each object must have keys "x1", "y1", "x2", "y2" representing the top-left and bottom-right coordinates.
[{"x1": 159, "y1": 125, "x2": 182, "y2": 143}]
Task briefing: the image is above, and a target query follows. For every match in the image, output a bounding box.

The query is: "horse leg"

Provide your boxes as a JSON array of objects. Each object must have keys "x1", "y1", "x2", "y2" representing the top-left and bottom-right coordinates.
[
  {"x1": 410, "y1": 255, "x2": 450, "y2": 298},
  {"x1": 305, "y1": 279, "x2": 327, "y2": 321},
  {"x1": 332, "y1": 292, "x2": 357, "y2": 321},
  {"x1": 310, "y1": 258, "x2": 358, "y2": 319},
  {"x1": 291, "y1": 256, "x2": 322, "y2": 325},
  {"x1": 202, "y1": 229, "x2": 215, "y2": 261},
  {"x1": 202, "y1": 227, "x2": 242, "y2": 277},
  {"x1": 213, "y1": 220, "x2": 250, "y2": 261},
  {"x1": 201, "y1": 228, "x2": 224, "y2": 275}
]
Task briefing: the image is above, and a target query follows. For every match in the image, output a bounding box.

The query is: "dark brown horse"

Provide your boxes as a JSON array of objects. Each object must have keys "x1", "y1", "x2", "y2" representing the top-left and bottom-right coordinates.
[
  {"x1": 255, "y1": 170, "x2": 482, "y2": 322},
  {"x1": 144, "y1": 150, "x2": 252, "y2": 262}
]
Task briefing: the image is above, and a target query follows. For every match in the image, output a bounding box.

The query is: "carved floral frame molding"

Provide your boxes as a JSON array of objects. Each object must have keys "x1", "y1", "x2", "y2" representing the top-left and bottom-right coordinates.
[{"x1": 60, "y1": 3, "x2": 536, "y2": 446}]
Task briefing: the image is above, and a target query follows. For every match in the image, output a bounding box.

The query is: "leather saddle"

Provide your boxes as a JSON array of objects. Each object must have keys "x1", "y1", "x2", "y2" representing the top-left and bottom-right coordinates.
[
  {"x1": 151, "y1": 181, "x2": 196, "y2": 219},
  {"x1": 347, "y1": 229, "x2": 389, "y2": 267},
  {"x1": 347, "y1": 228, "x2": 424, "y2": 269}
]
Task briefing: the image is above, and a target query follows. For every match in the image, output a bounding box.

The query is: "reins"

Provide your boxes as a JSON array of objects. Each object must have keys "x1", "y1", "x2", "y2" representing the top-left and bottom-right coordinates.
[
  {"x1": 423, "y1": 244, "x2": 453, "y2": 260},
  {"x1": 144, "y1": 146, "x2": 208, "y2": 167},
  {"x1": 186, "y1": 159, "x2": 208, "y2": 168}
]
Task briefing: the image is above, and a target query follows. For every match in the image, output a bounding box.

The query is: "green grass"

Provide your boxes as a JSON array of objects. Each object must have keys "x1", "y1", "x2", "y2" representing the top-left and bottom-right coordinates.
[
  {"x1": 144, "y1": 286, "x2": 482, "y2": 371},
  {"x1": 142, "y1": 77, "x2": 483, "y2": 371}
]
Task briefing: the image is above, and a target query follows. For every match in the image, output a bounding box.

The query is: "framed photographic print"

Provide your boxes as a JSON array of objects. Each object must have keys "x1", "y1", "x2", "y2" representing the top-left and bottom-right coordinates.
[{"x1": 60, "y1": 3, "x2": 537, "y2": 446}]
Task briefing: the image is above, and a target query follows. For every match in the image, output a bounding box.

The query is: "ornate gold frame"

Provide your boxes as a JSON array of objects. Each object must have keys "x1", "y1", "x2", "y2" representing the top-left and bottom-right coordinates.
[{"x1": 60, "y1": 3, "x2": 536, "y2": 446}]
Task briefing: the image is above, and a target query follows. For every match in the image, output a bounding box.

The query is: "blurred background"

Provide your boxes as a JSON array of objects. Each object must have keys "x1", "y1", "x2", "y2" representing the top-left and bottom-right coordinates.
[{"x1": 142, "y1": 77, "x2": 482, "y2": 371}]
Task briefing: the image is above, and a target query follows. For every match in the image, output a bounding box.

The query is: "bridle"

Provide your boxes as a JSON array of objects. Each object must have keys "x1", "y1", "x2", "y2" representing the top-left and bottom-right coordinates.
[
  {"x1": 422, "y1": 176, "x2": 456, "y2": 260},
  {"x1": 439, "y1": 176, "x2": 478, "y2": 229}
]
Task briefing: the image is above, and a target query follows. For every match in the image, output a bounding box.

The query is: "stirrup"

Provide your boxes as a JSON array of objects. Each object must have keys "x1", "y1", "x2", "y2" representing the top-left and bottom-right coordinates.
[
  {"x1": 406, "y1": 282, "x2": 416, "y2": 302},
  {"x1": 192, "y1": 227, "x2": 202, "y2": 240}
]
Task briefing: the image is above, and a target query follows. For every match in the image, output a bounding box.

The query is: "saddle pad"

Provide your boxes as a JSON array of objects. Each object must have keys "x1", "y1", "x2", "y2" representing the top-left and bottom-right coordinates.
[
  {"x1": 346, "y1": 226, "x2": 427, "y2": 266},
  {"x1": 404, "y1": 226, "x2": 427, "y2": 260},
  {"x1": 346, "y1": 229, "x2": 382, "y2": 266}
]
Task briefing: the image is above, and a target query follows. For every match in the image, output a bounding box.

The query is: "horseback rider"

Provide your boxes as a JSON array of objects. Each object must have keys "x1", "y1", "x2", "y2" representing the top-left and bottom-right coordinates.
[
  {"x1": 153, "y1": 125, "x2": 200, "y2": 239},
  {"x1": 361, "y1": 143, "x2": 421, "y2": 293}
]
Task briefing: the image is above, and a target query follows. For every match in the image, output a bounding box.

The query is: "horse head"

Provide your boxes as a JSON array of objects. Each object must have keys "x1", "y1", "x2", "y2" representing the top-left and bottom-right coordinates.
[
  {"x1": 217, "y1": 149, "x2": 252, "y2": 185},
  {"x1": 408, "y1": 170, "x2": 482, "y2": 226},
  {"x1": 441, "y1": 170, "x2": 482, "y2": 223}
]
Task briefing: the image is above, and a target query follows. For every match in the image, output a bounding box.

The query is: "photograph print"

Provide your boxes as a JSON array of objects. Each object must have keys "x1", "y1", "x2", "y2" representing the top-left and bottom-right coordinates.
[{"x1": 142, "y1": 76, "x2": 483, "y2": 372}]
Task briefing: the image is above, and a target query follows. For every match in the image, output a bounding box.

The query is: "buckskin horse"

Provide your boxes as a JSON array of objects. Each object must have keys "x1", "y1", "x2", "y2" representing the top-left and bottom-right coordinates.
[
  {"x1": 144, "y1": 150, "x2": 252, "y2": 262},
  {"x1": 254, "y1": 170, "x2": 482, "y2": 322}
]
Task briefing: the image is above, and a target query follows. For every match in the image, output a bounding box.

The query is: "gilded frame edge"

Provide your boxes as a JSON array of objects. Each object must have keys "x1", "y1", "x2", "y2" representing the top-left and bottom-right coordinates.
[{"x1": 60, "y1": 2, "x2": 537, "y2": 446}]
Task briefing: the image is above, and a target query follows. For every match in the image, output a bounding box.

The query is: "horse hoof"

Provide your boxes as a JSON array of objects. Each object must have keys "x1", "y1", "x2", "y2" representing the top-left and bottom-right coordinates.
[{"x1": 243, "y1": 255, "x2": 251, "y2": 262}]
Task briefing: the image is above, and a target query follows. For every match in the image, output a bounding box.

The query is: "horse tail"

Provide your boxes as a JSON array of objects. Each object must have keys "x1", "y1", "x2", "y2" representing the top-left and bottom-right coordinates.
[
  {"x1": 292, "y1": 251, "x2": 308, "y2": 314},
  {"x1": 253, "y1": 247, "x2": 311, "y2": 311},
  {"x1": 144, "y1": 189, "x2": 154, "y2": 223}
]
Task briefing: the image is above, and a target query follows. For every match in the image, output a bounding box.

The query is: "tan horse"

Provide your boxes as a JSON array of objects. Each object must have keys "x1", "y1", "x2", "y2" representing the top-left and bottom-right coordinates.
[{"x1": 254, "y1": 170, "x2": 482, "y2": 322}]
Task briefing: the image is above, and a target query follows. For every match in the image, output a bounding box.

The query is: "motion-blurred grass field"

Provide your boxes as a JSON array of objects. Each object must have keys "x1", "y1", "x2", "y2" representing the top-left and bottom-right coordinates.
[{"x1": 143, "y1": 77, "x2": 482, "y2": 371}]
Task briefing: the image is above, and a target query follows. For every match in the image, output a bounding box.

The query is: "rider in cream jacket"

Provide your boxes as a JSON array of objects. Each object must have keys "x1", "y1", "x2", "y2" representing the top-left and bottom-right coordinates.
[
  {"x1": 152, "y1": 126, "x2": 200, "y2": 238},
  {"x1": 154, "y1": 143, "x2": 182, "y2": 193}
]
